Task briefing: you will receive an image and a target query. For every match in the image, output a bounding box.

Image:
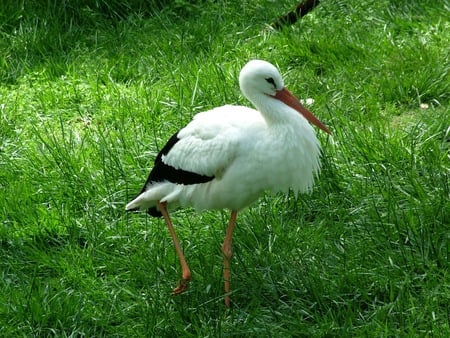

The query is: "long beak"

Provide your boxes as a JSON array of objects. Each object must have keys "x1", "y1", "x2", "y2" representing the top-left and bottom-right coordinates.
[{"x1": 274, "y1": 87, "x2": 331, "y2": 135}]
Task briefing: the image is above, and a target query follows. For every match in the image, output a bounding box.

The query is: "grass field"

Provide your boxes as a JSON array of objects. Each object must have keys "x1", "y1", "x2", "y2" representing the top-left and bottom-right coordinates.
[{"x1": 1, "y1": 0, "x2": 449, "y2": 336}]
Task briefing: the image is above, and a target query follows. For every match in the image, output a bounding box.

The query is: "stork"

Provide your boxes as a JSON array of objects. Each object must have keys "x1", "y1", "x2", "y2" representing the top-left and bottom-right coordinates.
[{"x1": 126, "y1": 60, "x2": 331, "y2": 307}]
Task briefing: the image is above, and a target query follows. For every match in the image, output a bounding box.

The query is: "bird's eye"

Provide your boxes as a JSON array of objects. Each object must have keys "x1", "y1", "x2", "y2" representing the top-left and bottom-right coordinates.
[{"x1": 265, "y1": 77, "x2": 276, "y2": 87}]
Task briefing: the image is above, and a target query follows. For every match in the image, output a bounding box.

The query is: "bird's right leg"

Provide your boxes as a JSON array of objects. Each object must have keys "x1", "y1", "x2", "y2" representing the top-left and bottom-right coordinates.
[
  {"x1": 158, "y1": 201, "x2": 191, "y2": 295},
  {"x1": 222, "y1": 210, "x2": 238, "y2": 307}
]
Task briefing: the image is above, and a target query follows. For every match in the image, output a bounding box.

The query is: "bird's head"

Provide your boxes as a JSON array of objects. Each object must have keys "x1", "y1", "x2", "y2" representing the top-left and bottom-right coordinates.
[
  {"x1": 239, "y1": 60, "x2": 284, "y2": 98},
  {"x1": 239, "y1": 60, "x2": 331, "y2": 135}
]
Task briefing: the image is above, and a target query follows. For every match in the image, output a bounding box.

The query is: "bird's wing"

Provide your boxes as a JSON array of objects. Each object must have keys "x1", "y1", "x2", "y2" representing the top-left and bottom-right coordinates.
[{"x1": 161, "y1": 105, "x2": 262, "y2": 180}]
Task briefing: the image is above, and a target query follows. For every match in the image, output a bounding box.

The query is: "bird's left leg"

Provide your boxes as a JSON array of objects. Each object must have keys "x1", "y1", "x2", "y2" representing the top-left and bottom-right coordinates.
[
  {"x1": 221, "y1": 210, "x2": 238, "y2": 307},
  {"x1": 158, "y1": 201, "x2": 191, "y2": 295}
]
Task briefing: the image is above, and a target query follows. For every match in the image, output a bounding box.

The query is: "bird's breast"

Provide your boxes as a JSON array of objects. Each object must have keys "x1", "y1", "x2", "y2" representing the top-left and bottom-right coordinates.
[{"x1": 238, "y1": 123, "x2": 321, "y2": 193}]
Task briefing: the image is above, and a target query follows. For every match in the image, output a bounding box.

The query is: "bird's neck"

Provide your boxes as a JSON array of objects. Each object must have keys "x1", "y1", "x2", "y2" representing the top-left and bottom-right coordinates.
[{"x1": 253, "y1": 95, "x2": 302, "y2": 126}]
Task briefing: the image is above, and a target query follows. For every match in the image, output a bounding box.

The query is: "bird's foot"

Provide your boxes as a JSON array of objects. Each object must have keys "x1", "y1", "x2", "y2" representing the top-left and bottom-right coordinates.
[
  {"x1": 172, "y1": 278, "x2": 190, "y2": 295},
  {"x1": 224, "y1": 294, "x2": 231, "y2": 308}
]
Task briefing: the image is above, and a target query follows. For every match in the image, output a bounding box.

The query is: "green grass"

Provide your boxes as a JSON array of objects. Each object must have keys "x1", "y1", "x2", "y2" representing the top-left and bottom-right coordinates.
[{"x1": 1, "y1": 0, "x2": 449, "y2": 336}]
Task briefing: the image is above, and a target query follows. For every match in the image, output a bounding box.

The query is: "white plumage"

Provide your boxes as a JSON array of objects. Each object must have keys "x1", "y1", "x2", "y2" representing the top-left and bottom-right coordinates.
[{"x1": 126, "y1": 60, "x2": 330, "y2": 307}]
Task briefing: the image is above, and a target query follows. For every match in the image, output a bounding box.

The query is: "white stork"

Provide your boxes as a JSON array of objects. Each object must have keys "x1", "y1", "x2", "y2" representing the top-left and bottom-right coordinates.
[{"x1": 126, "y1": 60, "x2": 331, "y2": 307}]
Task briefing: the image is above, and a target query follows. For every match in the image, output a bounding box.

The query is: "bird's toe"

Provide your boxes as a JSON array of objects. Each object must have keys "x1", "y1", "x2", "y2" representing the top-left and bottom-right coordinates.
[{"x1": 172, "y1": 278, "x2": 190, "y2": 295}]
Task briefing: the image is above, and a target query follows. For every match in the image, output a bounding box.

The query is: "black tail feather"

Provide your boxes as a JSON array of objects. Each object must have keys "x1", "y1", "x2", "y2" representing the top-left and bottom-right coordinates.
[
  {"x1": 147, "y1": 207, "x2": 162, "y2": 217},
  {"x1": 126, "y1": 205, "x2": 162, "y2": 218}
]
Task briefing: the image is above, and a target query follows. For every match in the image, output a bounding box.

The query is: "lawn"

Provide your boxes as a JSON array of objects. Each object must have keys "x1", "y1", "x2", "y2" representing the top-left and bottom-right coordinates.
[{"x1": 1, "y1": 0, "x2": 449, "y2": 336}]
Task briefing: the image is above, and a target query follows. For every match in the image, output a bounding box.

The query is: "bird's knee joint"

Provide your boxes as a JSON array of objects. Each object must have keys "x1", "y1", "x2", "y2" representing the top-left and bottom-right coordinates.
[{"x1": 221, "y1": 244, "x2": 233, "y2": 260}]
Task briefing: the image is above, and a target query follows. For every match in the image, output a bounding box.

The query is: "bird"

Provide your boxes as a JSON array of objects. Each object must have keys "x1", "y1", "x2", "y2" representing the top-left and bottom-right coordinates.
[{"x1": 126, "y1": 59, "x2": 331, "y2": 307}]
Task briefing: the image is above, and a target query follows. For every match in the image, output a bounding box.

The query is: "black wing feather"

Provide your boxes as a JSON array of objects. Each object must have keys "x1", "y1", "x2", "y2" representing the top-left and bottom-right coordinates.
[{"x1": 129, "y1": 131, "x2": 215, "y2": 217}]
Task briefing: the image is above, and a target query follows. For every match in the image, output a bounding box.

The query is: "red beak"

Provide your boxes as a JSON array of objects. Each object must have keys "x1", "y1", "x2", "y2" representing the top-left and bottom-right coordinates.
[{"x1": 274, "y1": 87, "x2": 331, "y2": 135}]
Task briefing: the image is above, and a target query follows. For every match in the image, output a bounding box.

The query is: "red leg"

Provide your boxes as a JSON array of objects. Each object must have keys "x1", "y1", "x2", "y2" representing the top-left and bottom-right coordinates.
[
  {"x1": 221, "y1": 210, "x2": 238, "y2": 307},
  {"x1": 158, "y1": 202, "x2": 191, "y2": 295}
]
